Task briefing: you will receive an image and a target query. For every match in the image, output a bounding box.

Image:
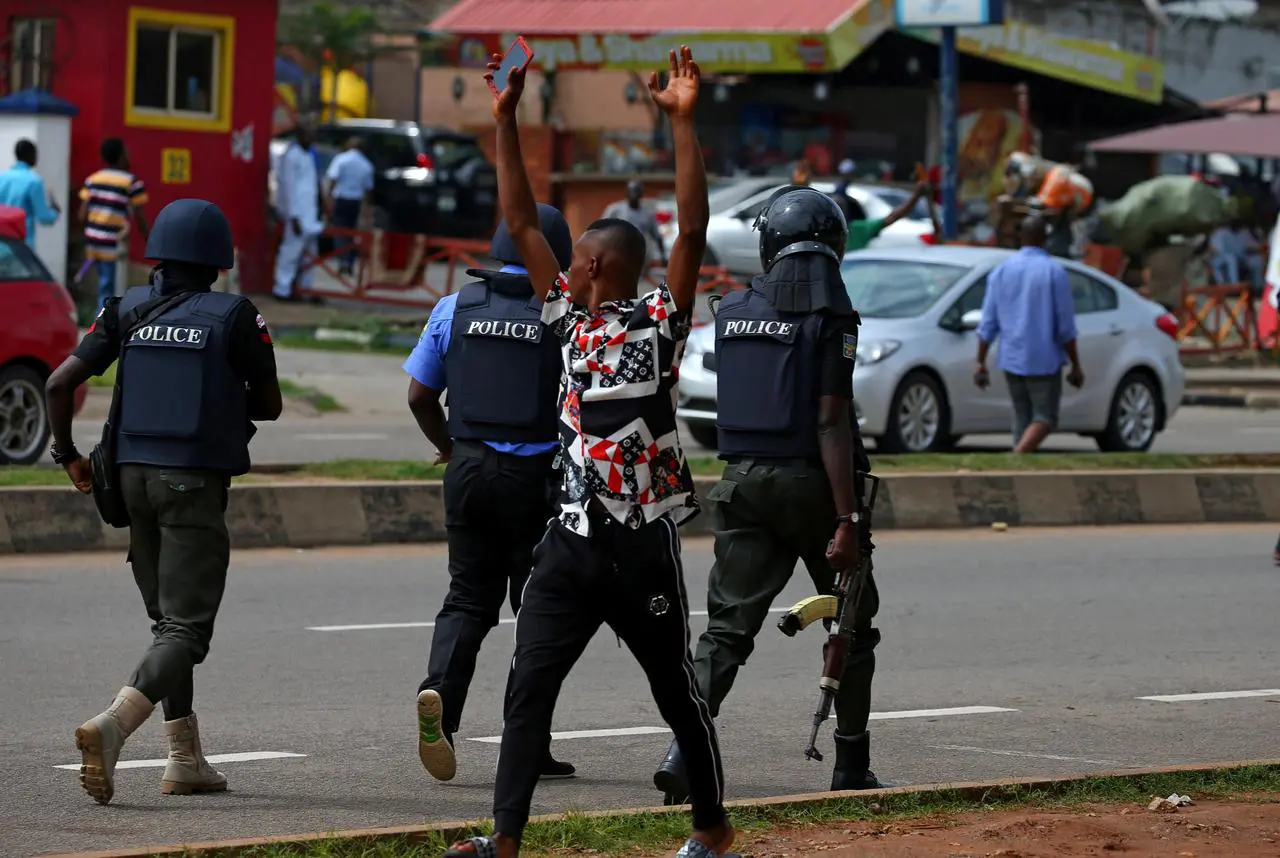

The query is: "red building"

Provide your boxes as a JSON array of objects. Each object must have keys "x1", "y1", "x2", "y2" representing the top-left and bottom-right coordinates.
[{"x1": 1, "y1": 0, "x2": 277, "y2": 291}]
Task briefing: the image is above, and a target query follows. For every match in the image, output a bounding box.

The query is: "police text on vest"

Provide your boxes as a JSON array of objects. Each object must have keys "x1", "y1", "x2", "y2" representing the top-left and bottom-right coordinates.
[
  {"x1": 722, "y1": 320, "x2": 794, "y2": 336},
  {"x1": 130, "y1": 325, "x2": 209, "y2": 346},
  {"x1": 464, "y1": 319, "x2": 541, "y2": 341}
]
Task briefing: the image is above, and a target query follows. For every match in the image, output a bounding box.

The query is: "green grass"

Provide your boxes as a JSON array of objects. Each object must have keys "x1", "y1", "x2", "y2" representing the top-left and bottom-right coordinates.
[
  {"x1": 7, "y1": 452, "x2": 1278, "y2": 489},
  {"x1": 274, "y1": 332, "x2": 411, "y2": 358},
  {"x1": 209, "y1": 764, "x2": 1280, "y2": 858},
  {"x1": 278, "y1": 380, "x2": 344, "y2": 413}
]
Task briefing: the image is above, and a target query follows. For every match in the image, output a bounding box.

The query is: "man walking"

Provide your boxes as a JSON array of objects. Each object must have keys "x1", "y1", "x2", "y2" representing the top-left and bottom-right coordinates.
[
  {"x1": 402, "y1": 202, "x2": 577, "y2": 783},
  {"x1": 975, "y1": 215, "x2": 1084, "y2": 453},
  {"x1": 44, "y1": 199, "x2": 282, "y2": 805},
  {"x1": 80, "y1": 138, "x2": 151, "y2": 313},
  {"x1": 0, "y1": 139, "x2": 60, "y2": 250},
  {"x1": 442, "y1": 45, "x2": 733, "y2": 858},
  {"x1": 602, "y1": 179, "x2": 668, "y2": 265},
  {"x1": 324, "y1": 136, "x2": 374, "y2": 275},
  {"x1": 653, "y1": 184, "x2": 888, "y2": 803},
  {"x1": 274, "y1": 124, "x2": 321, "y2": 301}
]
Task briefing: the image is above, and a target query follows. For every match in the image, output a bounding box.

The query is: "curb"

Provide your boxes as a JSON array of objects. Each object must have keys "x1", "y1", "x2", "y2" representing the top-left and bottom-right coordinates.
[
  {"x1": 1183, "y1": 390, "x2": 1280, "y2": 409},
  {"x1": 4, "y1": 470, "x2": 1279, "y2": 555},
  {"x1": 39, "y1": 759, "x2": 1280, "y2": 858}
]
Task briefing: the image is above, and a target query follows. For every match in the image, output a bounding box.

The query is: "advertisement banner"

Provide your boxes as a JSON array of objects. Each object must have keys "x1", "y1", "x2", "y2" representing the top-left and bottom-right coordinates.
[
  {"x1": 910, "y1": 21, "x2": 1164, "y2": 103},
  {"x1": 895, "y1": 0, "x2": 1005, "y2": 27}
]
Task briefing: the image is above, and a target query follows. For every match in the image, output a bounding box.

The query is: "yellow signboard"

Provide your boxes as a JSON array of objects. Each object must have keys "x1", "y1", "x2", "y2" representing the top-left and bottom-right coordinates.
[
  {"x1": 910, "y1": 21, "x2": 1164, "y2": 104},
  {"x1": 161, "y1": 148, "x2": 192, "y2": 184}
]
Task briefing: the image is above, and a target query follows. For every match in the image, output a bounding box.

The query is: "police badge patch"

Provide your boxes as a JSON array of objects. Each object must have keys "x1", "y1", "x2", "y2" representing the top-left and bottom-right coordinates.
[{"x1": 842, "y1": 332, "x2": 858, "y2": 361}]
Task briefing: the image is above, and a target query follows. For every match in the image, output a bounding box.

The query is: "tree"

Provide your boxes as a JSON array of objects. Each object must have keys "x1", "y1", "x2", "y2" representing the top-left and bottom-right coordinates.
[{"x1": 279, "y1": 0, "x2": 384, "y2": 121}]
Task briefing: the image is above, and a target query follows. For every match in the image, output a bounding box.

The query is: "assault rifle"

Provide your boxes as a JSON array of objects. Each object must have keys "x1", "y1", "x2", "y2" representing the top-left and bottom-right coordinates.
[{"x1": 777, "y1": 473, "x2": 879, "y2": 761}]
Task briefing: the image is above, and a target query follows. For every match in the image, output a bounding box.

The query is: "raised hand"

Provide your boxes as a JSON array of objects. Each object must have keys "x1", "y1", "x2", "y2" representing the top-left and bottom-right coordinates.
[
  {"x1": 485, "y1": 53, "x2": 527, "y2": 121},
  {"x1": 648, "y1": 45, "x2": 700, "y2": 119}
]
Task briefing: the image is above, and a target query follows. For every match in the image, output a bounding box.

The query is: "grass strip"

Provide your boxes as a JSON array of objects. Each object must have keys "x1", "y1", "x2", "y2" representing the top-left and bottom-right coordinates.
[
  {"x1": 274, "y1": 332, "x2": 412, "y2": 358},
  {"x1": 278, "y1": 380, "x2": 344, "y2": 413},
  {"x1": 174, "y1": 764, "x2": 1280, "y2": 857},
  {"x1": 6, "y1": 452, "x2": 1279, "y2": 489}
]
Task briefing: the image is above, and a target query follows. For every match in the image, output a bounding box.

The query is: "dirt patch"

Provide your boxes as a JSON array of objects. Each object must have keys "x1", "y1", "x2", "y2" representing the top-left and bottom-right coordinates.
[{"x1": 668, "y1": 798, "x2": 1280, "y2": 858}]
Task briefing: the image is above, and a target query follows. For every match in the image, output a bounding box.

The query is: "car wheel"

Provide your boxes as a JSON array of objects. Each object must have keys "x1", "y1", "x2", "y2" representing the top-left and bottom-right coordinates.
[
  {"x1": 0, "y1": 365, "x2": 51, "y2": 466},
  {"x1": 1096, "y1": 370, "x2": 1160, "y2": 453},
  {"x1": 879, "y1": 371, "x2": 953, "y2": 455},
  {"x1": 686, "y1": 422, "x2": 719, "y2": 450}
]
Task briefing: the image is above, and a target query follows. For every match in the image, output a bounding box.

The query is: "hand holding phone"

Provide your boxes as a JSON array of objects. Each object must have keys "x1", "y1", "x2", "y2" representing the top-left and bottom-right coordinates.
[{"x1": 485, "y1": 36, "x2": 534, "y2": 119}]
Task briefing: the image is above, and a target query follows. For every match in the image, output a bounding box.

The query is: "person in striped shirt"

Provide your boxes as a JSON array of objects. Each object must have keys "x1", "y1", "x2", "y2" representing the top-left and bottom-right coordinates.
[{"x1": 79, "y1": 139, "x2": 150, "y2": 313}]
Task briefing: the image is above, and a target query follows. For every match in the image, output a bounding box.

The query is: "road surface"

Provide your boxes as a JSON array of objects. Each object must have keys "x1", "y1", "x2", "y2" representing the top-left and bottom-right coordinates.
[{"x1": 3, "y1": 524, "x2": 1277, "y2": 855}]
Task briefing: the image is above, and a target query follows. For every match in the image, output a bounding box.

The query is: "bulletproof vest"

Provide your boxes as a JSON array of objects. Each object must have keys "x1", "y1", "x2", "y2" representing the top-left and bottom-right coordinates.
[
  {"x1": 445, "y1": 272, "x2": 560, "y2": 443},
  {"x1": 714, "y1": 286, "x2": 826, "y2": 459},
  {"x1": 115, "y1": 286, "x2": 251, "y2": 474}
]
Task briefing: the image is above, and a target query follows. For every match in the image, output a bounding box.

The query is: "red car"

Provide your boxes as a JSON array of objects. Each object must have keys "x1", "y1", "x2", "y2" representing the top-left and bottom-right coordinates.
[{"x1": 0, "y1": 218, "x2": 87, "y2": 465}]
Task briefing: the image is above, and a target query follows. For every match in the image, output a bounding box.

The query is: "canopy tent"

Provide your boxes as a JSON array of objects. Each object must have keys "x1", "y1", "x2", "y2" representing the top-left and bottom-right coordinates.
[{"x1": 1089, "y1": 112, "x2": 1280, "y2": 158}]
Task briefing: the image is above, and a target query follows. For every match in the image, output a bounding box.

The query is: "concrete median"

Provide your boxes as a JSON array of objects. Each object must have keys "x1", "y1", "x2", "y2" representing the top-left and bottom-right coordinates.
[{"x1": 3, "y1": 469, "x2": 1277, "y2": 555}]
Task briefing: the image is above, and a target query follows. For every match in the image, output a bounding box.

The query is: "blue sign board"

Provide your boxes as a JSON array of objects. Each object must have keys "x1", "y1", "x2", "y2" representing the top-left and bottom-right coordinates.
[{"x1": 894, "y1": 0, "x2": 1005, "y2": 27}]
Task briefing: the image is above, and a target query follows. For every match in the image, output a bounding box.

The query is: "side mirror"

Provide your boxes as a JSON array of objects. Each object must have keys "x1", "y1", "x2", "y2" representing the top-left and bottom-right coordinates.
[{"x1": 959, "y1": 309, "x2": 982, "y2": 331}]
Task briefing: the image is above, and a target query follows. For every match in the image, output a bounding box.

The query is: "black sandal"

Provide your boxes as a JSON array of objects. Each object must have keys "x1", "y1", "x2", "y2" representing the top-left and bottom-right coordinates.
[{"x1": 444, "y1": 836, "x2": 498, "y2": 858}]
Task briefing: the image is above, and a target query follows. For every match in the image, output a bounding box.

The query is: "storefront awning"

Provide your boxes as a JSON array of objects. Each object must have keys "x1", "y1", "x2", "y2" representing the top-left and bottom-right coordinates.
[
  {"x1": 430, "y1": 0, "x2": 899, "y2": 73},
  {"x1": 1089, "y1": 112, "x2": 1280, "y2": 159},
  {"x1": 906, "y1": 21, "x2": 1164, "y2": 104}
]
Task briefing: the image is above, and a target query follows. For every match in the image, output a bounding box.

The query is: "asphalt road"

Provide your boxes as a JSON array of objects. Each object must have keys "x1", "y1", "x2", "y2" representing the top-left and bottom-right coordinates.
[{"x1": 3, "y1": 524, "x2": 1278, "y2": 856}]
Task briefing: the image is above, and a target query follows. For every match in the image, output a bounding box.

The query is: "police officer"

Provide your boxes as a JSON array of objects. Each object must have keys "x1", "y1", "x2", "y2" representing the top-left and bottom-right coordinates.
[
  {"x1": 653, "y1": 186, "x2": 888, "y2": 800},
  {"x1": 403, "y1": 203, "x2": 576, "y2": 783},
  {"x1": 44, "y1": 199, "x2": 283, "y2": 805}
]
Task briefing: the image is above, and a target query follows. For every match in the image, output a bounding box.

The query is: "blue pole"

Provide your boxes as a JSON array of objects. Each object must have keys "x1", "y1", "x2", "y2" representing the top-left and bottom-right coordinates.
[{"x1": 940, "y1": 25, "x2": 958, "y2": 240}]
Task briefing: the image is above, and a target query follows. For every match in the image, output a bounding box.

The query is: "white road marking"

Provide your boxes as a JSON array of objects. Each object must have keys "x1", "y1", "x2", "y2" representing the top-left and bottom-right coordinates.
[
  {"x1": 54, "y1": 751, "x2": 306, "y2": 771},
  {"x1": 308, "y1": 606, "x2": 792, "y2": 632},
  {"x1": 294, "y1": 433, "x2": 389, "y2": 441},
  {"x1": 467, "y1": 706, "x2": 1017, "y2": 743},
  {"x1": 870, "y1": 705, "x2": 1018, "y2": 720},
  {"x1": 1137, "y1": 689, "x2": 1280, "y2": 703},
  {"x1": 469, "y1": 726, "x2": 670, "y2": 744},
  {"x1": 929, "y1": 744, "x2": 1122, "y2": 766}
]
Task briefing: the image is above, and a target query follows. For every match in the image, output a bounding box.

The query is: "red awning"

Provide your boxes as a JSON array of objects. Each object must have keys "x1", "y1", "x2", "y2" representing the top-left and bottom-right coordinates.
[
  {"x1": 1090, "y1": 113, "x2": 1280, "y2": 159},
  {"x1": 430, "y1": 0, "x2": 858, "y2": 34}
]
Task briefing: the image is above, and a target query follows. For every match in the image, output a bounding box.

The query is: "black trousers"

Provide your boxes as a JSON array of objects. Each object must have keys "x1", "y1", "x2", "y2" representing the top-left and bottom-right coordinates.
[
  {"x1": 494, "y1": 510, "x2": 726, "y2": 842},
  {"x1": 420, "y1": 441, "x2": 557, "y2": 736},
  {"x1": 120, "y1": 465, "x2": 231, "y2": 721},
  {"x1": 330, "y1": 197, "x2": 362, "y2": 271}
]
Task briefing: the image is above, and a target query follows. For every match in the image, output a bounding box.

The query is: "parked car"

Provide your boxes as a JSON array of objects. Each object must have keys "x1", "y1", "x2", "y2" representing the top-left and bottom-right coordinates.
[
  {"x1": 272, "y1": 119, "x2": 497, "y2": 238},
  {"x1": 664, "y1": 181, "x2": 935, "y2": 274},
  {"x1": 652, "y1": 176, "x2": 788, "y2": 255},
  {"x1": 676, "y1": 246, "x2": 1185, "y2": 454},
  {"x1": 0, "y1": 235, "x2": 87, "y2": 465}
]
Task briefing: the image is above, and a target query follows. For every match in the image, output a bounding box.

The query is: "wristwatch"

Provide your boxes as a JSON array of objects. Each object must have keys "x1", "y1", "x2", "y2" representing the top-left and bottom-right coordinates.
[
  {"x1": 836, "y1": 512, "x2": 860, "y2": 525},
  {"x1": 50, "y1": 443, "x2": 80, "y2": 466}
]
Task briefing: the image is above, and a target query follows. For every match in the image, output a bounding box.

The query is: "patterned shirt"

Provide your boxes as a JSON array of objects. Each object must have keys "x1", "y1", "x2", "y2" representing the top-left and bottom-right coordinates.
[
  {"x1": 542, "y1": 274, "x2": 696, "y2": 537},
  {"x1": 80, "y1": 168, "x2": 148, "y2": 262}
]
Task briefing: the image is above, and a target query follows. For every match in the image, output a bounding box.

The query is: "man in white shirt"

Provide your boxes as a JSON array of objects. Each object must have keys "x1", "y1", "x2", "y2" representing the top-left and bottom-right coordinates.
[
  {"x1": 324, "y1": 136, "x2": 375, "y2": 275},
  {"x1": 273, "y1": 125, "x2": 322, "y2": 301}
]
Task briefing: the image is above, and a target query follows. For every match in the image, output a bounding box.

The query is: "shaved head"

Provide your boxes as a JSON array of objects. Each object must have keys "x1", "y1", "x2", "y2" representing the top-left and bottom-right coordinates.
[{"x1": 583, "y1": 217, "x2": 648, "y2": 287}]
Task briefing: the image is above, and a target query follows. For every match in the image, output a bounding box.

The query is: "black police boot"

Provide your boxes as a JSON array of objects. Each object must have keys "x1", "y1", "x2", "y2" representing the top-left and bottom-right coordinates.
[
  {"x1": 539, "y1": 750, "x2": 576, "y2": 780},
  {"x1": 830, "y1": 731, "x2": 893, "y2": 791},
  {"x1": 653, "y1": 739, "x2": 690, "y2": 804}
]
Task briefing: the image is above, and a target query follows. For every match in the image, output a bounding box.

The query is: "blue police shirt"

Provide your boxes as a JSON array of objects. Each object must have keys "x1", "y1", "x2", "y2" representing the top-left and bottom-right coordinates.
[{"x1": 403, "y1": 264, "x2": 559, "y2": 456}]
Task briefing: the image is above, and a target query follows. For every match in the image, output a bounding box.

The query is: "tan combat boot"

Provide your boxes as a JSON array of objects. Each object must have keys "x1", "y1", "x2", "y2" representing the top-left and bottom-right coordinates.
[
  {"x1": 161, "y1": 713, "x2": 228, "y2": 795},
  {"x1": 75, "y1": 687, "x2": 155, "y2": 805}
]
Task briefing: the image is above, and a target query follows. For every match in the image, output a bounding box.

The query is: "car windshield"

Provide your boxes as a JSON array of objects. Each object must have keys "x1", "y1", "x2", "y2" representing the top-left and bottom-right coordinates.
[
  {"x1": 871, "y1": 187, "x2": 932, "y2": 221},
  {"x1": 430, "y1": 138, "x2": 485, "y2": 169},
  {"x1": 0, "y1": 237, "x2": 51, "y2": 280},
  {"x1": 840, "y1": 259, "x2": 969, "y2": 318}
]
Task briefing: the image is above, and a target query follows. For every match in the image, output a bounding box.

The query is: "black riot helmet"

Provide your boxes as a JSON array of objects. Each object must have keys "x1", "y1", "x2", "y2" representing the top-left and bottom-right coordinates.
[
  {"x1": 144, "y1": 199, "x2": 236, "y2": 270},
  {"x1": 754, "y1": 185, "x2": 849, "y2": 272}
]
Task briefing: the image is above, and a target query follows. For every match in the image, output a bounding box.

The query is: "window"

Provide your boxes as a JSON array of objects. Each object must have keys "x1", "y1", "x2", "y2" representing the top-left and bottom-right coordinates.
[
  {"x1": 0, "y1": 238, "x2": 52, "y2": 281},
  {"x1": 941, "y1": 274, "x2": 988, "y2": 328},
  {"x1": 125, "y1": 8, "x2": 235, "y2": 133},
  {"x1": 840, "y1": 259, "x2": 970, "y2": 319},
  {"x1": 364, "y1": 133, "x2": 420, "y2": 170},
  {"x1": 1066, "y1": 269, "x2": 1119, "y2": 315},
  {"x1": 8, "y1": 18, "x2": 55, "y2": 92},
  {"x1": 429, "y1": 137, "x2": 484, "y2": 170}
]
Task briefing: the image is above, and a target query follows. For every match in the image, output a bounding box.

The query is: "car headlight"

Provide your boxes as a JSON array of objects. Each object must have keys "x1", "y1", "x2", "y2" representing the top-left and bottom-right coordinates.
[{"x1": 855, "y1": 339, "x2": 901, "y2": 365}]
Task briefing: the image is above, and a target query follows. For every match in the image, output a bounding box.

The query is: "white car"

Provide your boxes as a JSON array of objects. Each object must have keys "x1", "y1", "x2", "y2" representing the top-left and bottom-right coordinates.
[
  {"x1": 676, "y1": 246, "x2": 1185, "y2": 454},
  {"x1": 664, "y1": 181, "x2": 935, "y2": 275}
]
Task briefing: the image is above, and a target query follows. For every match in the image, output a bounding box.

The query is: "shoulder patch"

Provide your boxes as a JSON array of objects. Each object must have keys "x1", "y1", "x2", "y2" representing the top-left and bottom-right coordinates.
[
  {"x1": 842, "y1": 332, "x2": 858, "y2": 361},
  {"x1": 255, "y1": 313, "x2": 273, "y2": 344}
]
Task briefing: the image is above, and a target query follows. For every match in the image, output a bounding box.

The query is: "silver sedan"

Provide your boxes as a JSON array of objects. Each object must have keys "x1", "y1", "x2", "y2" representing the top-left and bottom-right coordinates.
[{"x1": 676, "y1": 246, "x2": 1186, "y2": 454}]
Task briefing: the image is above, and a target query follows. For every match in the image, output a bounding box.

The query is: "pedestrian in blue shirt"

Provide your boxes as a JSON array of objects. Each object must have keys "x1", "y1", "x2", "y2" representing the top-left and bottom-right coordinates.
[
  {"x1": 402, "y1": 202, "x2": 576, "y2": 785},
  {"x1": 323, "y1": 137, "x2": 375, "y2": 275},
  {"x1": 0, "y1": 139, "x2": 61, "y2": 250},
  {"x1": 974, "y1": 215, "x2": 1084, "y2": 453}
]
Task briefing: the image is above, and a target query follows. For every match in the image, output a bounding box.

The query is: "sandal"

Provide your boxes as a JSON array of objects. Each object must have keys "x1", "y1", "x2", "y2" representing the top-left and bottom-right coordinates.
[
  {"x1": 444, "y1": 836, "x2": 498, "y2": 858},
  {"x1": 675, "y1": 838, "x2": 738, "y2": 858}
]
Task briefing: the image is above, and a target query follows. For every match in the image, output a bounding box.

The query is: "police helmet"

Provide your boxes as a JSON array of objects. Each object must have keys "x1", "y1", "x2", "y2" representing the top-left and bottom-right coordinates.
[
  {"x1": 144, "y1": 199, "x2": 235, "y2": 270},
  {"x1": 490, "y1": 203, "x2": 573, "y2": 271},
  {"x1": 754, "y1": 186, "x2": 849, "y2": 272}
]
